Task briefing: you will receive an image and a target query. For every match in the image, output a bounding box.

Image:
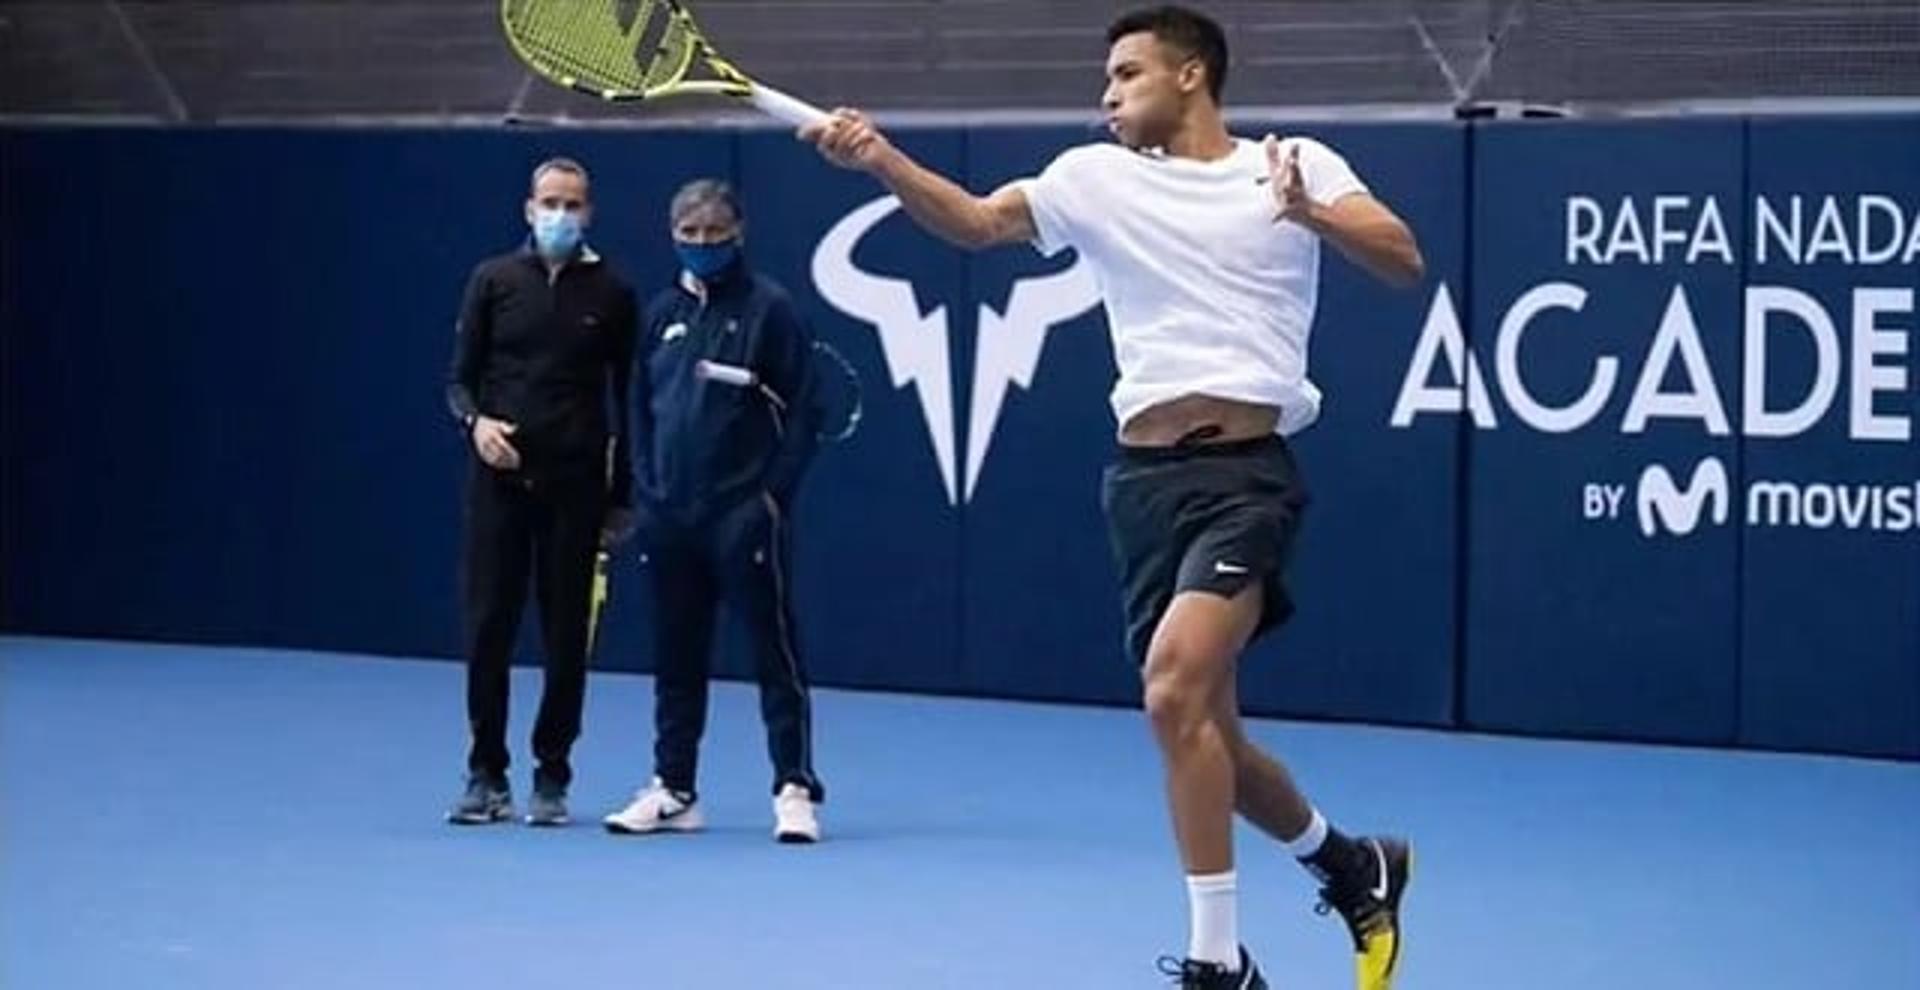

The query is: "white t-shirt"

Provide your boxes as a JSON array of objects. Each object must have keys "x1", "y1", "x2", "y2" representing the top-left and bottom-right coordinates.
[{"x1": 1019, "y1": 136, "x2": 1368, "y2": 435}]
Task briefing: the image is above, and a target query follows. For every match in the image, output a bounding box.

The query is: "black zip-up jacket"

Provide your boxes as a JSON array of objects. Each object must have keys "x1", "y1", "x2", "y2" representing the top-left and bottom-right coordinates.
[
  {"x1": 446, "y1": 245, "x2": 637, "y2": 505},
  {"x1": 637, "y1": 260, "x2": 817, "y2": 522}
]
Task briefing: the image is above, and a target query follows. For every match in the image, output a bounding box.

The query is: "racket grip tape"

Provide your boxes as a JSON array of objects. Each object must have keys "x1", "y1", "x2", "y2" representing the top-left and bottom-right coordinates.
[
  {"x1": 695, "y1": 359, "x2": 758, "y2": 388},
  {"x1": 749, "y1": 84, "x2": 830, "y2": 128}
]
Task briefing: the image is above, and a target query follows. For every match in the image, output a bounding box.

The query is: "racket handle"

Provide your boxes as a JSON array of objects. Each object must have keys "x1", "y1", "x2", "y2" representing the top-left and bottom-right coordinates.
[
  {"x1": 749, "y1": 84, "x2": 830, "y2": 129},
  {"x1": 695, "y1": 359, "x2": 757, "y2": 388}
]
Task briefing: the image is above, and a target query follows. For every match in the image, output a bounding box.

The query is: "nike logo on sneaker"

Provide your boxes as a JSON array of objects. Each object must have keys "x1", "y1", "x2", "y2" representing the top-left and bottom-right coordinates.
[
  {"x1": 1214, "y1": 560, "x2": 1249, "y2": 575},
  {"x1": 1368, "y1": 840, "x2": 1391, "y2": 900}
]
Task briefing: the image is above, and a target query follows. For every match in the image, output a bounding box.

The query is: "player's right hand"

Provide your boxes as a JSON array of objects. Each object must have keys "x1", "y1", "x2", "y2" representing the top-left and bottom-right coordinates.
[
  {"x1": 471, "y1": 416, "x2": 521, "y2": 470},
  {"x1": 801, "y1": 109, "x2": 893, "y2": 172}
]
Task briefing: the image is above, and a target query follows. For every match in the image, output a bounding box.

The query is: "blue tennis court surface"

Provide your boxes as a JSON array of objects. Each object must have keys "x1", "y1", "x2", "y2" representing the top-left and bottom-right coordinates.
[{"x1": 4, "y1": 637, "x2": 1915, "y2": 989}]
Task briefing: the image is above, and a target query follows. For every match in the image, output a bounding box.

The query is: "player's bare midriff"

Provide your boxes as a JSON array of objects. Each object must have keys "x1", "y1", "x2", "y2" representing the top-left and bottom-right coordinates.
[{"x1": 1118, "y1": 393, "x2": 1279, "y2": 448}]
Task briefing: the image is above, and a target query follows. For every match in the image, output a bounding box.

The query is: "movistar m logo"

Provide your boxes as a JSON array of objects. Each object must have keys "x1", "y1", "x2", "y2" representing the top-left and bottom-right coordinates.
[{"x1": 1636, "y1": 456, "x2": 1731, "y2": 537}]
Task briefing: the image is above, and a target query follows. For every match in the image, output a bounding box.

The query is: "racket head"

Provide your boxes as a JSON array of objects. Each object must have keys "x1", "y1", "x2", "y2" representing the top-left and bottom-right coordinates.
[
  {"x1": 807, "y1": 340, "x2": 862, "y2": 444},
  {"x1": 500, "y1": 0, "x2": 740, "y2": 102}
]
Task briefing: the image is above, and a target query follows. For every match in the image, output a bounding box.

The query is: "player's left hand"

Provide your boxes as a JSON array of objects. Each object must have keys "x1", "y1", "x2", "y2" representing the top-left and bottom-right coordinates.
[{"x1": 1264, "y1": 134, "x2": 1316, "y2": 227}]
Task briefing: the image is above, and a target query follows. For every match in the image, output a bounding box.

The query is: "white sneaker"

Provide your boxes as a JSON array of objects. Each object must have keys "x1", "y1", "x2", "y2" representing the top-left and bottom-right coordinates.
[
  {"x1": 773, "y1": 782, "x2": 820, "y2": 843},
  {"x1": 602, "y1": 778, "x2": 703, "y2": 835}
]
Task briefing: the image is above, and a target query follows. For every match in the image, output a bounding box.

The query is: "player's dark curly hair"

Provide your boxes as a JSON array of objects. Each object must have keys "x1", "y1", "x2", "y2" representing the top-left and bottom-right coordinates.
[{"x1": 1107, "y1": 5, "x2": 1229, "y2": 102}]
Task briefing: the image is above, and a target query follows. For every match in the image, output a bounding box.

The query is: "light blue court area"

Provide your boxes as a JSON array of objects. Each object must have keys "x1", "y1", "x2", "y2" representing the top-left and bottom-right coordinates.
[{"x1": 3, "y1": 637, "x2": 1915, "y2": 989}]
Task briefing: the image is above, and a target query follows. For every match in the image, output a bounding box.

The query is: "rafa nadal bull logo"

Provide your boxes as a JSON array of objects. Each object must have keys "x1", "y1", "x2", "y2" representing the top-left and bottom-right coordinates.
[{"x1": 811, "y1": 195, "x2": 1101, "y2": 505}]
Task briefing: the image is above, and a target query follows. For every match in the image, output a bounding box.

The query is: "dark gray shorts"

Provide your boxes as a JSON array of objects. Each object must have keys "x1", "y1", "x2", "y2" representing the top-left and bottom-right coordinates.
[{"x1": 1099, "y1": 435, "x2": 1310, "y2": 667}]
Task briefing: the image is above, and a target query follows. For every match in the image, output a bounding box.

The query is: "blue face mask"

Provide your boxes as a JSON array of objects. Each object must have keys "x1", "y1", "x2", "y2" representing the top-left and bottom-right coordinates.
[
  {"x1": 676, "y1": 239, "x2": 740, "y2": 279},
  {"x1": 532, "y1": 207, "x2": 584, "y2": 259}
]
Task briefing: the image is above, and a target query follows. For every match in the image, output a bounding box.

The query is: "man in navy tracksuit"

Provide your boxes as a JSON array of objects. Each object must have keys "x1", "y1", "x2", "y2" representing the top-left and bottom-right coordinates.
[{"x1": 602, "y1": 180, "x2": 826, "y2": 843}]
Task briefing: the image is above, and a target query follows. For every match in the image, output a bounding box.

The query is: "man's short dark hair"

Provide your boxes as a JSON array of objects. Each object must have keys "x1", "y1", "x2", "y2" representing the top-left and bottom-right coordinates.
[
  {"x1": 1107, "y1": 5, "x2": 1229, "y2": 103},
  {"x1": 530, "y1": 156, "x2": 589, "y2": 193}
]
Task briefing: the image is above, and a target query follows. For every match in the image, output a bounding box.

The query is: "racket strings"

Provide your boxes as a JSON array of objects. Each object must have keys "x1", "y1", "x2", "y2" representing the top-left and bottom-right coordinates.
[
  {"x1": 590, "y1": 0, "x2": 633, "y2": 85},
  {"x1": 587, "y1": 0, "x2": 648, "y2": 89},
  {"x1": 505, "y1": 1, "x2": 613, "y2": 88},
  {"x1": 506, "y1": 0, "x2": 688, "y2": 94}
]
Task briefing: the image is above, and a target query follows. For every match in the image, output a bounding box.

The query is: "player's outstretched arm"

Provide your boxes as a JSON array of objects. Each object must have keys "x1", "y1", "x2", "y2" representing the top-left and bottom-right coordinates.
[
  {"x1": 1306, "y1": 194, "x2": 1426, "y2": 289},
  {"x1": 801, "y1": 109, "x2": 1035, "y2": 251}
]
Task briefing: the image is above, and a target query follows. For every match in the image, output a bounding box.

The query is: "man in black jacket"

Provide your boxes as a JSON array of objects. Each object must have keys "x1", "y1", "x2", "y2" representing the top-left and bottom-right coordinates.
[
  {"x1": 601, "y1": 179, "x2": 826, "y2": 843},
  {"x1": 445, "y1": 156, "x2": 637, "y2": 827}
]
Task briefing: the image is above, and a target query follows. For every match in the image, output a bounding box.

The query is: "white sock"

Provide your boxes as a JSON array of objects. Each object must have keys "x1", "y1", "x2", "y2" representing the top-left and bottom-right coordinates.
[
  {"x1": 1186, "y1": 871, "x2": 1239, "y2": 969},
  {"x1": 1284, "y1": 807, "x2": 1329, "y2": 859}
]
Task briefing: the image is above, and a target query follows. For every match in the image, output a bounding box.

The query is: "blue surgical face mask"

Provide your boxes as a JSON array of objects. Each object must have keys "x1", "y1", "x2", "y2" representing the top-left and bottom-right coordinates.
[
  {"x1": 676, "y1": 239, "x2": 740, "y2": 279},
  {"x1": 532, "y1": 207, "x2": 584, "y2": 259}
]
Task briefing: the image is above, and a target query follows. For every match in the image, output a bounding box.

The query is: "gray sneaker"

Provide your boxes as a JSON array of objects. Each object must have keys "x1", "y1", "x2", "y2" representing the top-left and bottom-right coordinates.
[
  {"x1": 446, "y1": 775, "x2": 512, "y2": 825},
  {"x1": 525, "y1": 780, "x2": 570, "y2": 827}
]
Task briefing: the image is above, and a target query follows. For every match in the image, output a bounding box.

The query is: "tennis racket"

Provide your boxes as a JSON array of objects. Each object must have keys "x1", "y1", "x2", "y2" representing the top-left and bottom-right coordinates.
[
  {"x1": 500, "y1": 0, "x2": 829, "y2": 128},
  {"x1": 586, "y1": 435, "x2": 619, "y2": 659},
  {"x1": 695, "y1": 340, "x2": 862, "y2": 445},
  {"x1": 586, "y1": 549, "x2": 611, "y2": 657}
]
